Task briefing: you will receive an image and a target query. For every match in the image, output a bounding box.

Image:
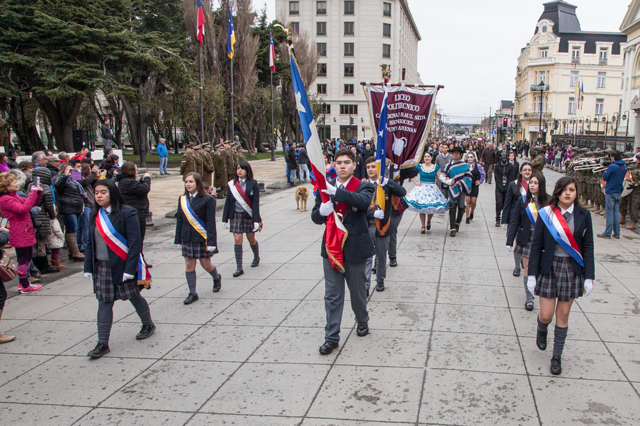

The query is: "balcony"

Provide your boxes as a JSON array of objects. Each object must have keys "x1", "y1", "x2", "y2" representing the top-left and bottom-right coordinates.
[
  {"x1": 599, "y1": 58, "x2": 608, "y2": 66},
  {"x1": 524, "y1": 112, "x2": 552, "y2": 119},
  {"x1": 528, "y1": 57, "x2": 556, "y2": 66},
  {"x1": 571, "y1": 57, "x2": 580, "y2": 64}
]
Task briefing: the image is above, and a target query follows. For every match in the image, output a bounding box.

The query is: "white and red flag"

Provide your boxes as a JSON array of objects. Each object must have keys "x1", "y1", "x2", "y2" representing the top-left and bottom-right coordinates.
[
  {"x1": 269, "y1": 32, "x2": 276, "y2": 73},
  {"x1": 197, "y1": 0, "x2": 206, "y2": 46}
]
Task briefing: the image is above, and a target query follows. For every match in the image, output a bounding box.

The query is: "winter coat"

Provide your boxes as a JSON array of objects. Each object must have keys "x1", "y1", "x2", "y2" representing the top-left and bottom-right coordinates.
[
  {"x1": 53, "y1": 174, "x2": 85, "y2": 215},
  {"x1": 78, "y1": 172, "x2": 98, "y2": 208},
  {"x1": 157, "y1": 143, "x2": 168, "y2": 157},
  {"x1": 0, "y1": 190, "x2": 43, "y2": 248},
  {"x1": 116, "y1": 176, "x2": 151, "y2": 214},
  {"x1": 47, "y1": 218, "x2": 65, "y2": 249},
  {"x1": 29, "y1": 168, "x2": 56, "y2": 238}
]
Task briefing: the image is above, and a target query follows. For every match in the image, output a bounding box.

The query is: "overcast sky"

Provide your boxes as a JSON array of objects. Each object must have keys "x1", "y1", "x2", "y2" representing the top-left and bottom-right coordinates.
[{"x1": 254, "y1": 0, "x2": 632, "y2": 123}]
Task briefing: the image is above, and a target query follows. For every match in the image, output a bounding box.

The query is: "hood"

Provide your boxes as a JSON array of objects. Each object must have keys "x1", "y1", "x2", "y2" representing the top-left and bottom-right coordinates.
[{"x1": 32, "y1": 167, "x2": 52, "y2": 185}]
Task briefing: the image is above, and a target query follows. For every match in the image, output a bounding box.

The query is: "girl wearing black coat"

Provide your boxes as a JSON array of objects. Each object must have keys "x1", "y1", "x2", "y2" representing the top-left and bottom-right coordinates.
[
  {"x1": 506, "y1": 172, "x2": 548, "y2": 311},
  {"x1": 116, "y1": 162, "x2": 151, "y2": 265},
  {"x1": 222, "y1": 161, "x2": 260, "y2": 278},
  {"x1": 175, "y1": 172, "x2": 221, "y2": 305},
  {"x1": 84, "y1": 180, "x2": 155, "y2": 359},
  {"x1": 53, "y1": 163, "x2": 86, "y2": 261},
  {"x1": 527, "y1": 176, "x2": 595, "y2": 376}
]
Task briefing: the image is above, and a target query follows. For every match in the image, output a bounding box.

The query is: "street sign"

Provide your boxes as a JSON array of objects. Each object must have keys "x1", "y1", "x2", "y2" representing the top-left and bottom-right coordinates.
[{"x1": 492, "y1": 130, "x2": 496, "y2": 135}]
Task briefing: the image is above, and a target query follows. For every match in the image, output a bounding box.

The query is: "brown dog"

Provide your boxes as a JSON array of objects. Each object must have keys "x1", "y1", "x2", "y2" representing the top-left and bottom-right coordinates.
[{"x1": 295, "y1": 186, "x2": 309, "y2": 212}]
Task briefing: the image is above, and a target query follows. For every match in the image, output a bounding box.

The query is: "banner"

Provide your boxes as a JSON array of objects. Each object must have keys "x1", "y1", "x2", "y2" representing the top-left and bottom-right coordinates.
[{"x1": 365, "y1": 83, "x2": 440, "y2": 169}]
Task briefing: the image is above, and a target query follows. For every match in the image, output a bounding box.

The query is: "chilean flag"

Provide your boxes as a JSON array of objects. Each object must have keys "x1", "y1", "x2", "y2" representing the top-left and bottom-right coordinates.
[
  {"x1": 197, "y1": 0, "x2": 205, "y2": 46},
  {"x1": 269, "y1": 32, "x2": 276, "y2": 73},
  {"x1": 289, "y1": 45, "x2": 347, "y2": 272}
]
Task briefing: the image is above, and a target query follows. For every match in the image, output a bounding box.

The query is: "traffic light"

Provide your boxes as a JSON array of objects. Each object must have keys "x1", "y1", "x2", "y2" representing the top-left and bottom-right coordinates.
[
  {"x1": 361, "y1": 126, "x2": 365, "y2": 131},
  {"x1": 350, "y1": 117, "x2": 354, "y2": 125},
  {"x1": 554, "y1": 120, "x2": 559, "y2": 130},
  {"x1": 503, "y1": 117, "x2": 508, "y2": 127}
]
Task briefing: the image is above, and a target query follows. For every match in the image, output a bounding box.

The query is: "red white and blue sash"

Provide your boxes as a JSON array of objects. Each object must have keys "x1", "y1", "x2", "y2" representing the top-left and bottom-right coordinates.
[
  {"x1": 517, "y1": 179, "x2": 529, "y2": 202},
  {"x1": 229, "y1": 180, "x2": 263, "y2": 231},
  {"x1": 538, "y1": 206, "x2": 584, "y2": 267},
  {"x1": 525, "y1": 201, "x2": 538, "y2": 227},
  {"x1": 95, "y1": 208, "x2": 152, "y2": 287}
]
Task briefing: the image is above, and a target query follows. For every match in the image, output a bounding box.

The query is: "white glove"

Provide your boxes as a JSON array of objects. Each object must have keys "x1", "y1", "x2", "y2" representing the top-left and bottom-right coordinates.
[
  {"x1": 583, "y1": 279, "x2": 594, "y2": 297},
  {"x1": 373, "y1": 209, "x2": 385, "y2": 219},
  {"x1": 506, "y1": 246, "x2": 513, "y2": 253},
  {"x1": 501, "y1": 224, "x2": 508, "y2": 230},
  {"x1": 223, "y1": 222, "x2": 229, "y2": 229},
  {"x1": 84, "y1": 273, "x2": 93, "y2": 281},
  {"x1": 252, "y1": 222, "x2": 259, "y2": 232},
  {"x1": 322, "y1": 182, "x2": 337, "y2": 196},
  {"x1": 380, "y1": 178, "x2": 389, "y2": 187},
  {"x1": 176, "y1": 244, "x2": 182, "y2": 250},
  {"x1": 123, "y1": 273, "x2": 135, "y2": 281},
  {"x1": 438, "y1": 174, "x2": 452, "y2": 186},
  {"x1": 319, "y1": 200, "x2": 334, "y2": 217},
  {"x1": 207, "y1": 246, "x2": 216, "y2": 252},
  {"x1": 527, "y1": 276, "x2": 536, "y2": 295}
]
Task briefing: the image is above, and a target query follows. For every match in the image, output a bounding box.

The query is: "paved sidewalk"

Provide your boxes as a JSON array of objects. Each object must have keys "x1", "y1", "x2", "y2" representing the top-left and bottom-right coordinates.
[{"x1": 1, "y1": 168, "x2": 640, "y2": 425}]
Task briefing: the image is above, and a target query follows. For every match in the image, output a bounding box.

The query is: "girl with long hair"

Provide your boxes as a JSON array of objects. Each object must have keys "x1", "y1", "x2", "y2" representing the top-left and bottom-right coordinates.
[
  {"x1": 54, "y1": 163, "x2": 86, "y2": 261},
  {"x1": 404, "y1": 151, "x2": 449, "y2": 233},
  {"x1": 465, "y1": 151, "x2": 486, "y2": 224},
  {"x1": 506, "y1": 172, "x2": 549, "y2": 310},
  {"x1": 527, "y1": 176, "x2": 595, "y2": 375},
  {"x1": 174, "y1": 172, "x2": 220, "y2": 304},
  {"x1": 223, "y1": 161, "x2": 261, "y2": 277},
  {"x1": 84, "y1": 180, "x2": 155, "y2": 358},
  {"x1": 502, "y1": 161, "x2": 533, "y2": 277}
]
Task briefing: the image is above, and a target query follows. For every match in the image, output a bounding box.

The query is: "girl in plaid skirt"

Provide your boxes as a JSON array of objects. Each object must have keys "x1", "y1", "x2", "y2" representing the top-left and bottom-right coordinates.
[
  {"x1": 506, "y1": 173, "x2": 549, "y2": 311},
  {"x1": 527, "y1": 176, "x2": 595, "y2": 375},
  {"x1": 175, "y1": 172, "x2": 221, "y2": 305},
  {"x1": 222, "y1": 161, "x2": 261, "y2": 278}
]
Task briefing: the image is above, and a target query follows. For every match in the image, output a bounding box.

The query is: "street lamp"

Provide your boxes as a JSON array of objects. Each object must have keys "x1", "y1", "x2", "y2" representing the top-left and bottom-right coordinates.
[
  {"x1": 322, "y1": 102, "x2": 327, "y2": 141},
  {"x1": 530, "y1": 80, "x2": 548, "y2": 144},
  {"x1": 622, "y1": 110, "x2": 630, "y2": 139},
  {"x1": 132, "y1": 74, "x2": 148, "y2": 168}
]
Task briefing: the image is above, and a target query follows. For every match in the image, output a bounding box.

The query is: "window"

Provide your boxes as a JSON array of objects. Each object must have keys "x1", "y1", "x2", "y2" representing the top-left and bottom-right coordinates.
[
  {"x1": 317, "y1": 1, "x2": 326, "y2": 14},
  {"x1": 340, "y1": 104, "x2": 358, "y2": 115},
  {"x1": 383, "y1": 23, "x2": 391, "y2": 37},
  {"x1": 572, "y1": 47, "x2": 580, "y2": 63},
  {"x1": 344, "y1": 22, "x2": 354, "y2": 35},
  {"x1": 539, "y1": 48, "x2": 548, "y2": 58},
  {"x1": 317, "y1": 63, "x2": 327, "y2": 77},
  {"x1": 344, "y1": 43, "x2": 354, "y2": 57},
  {"x1": 383, "y1": 44, "x2": 391, "y2": 58},
  {"x1": 599, "y1": 48, "x2": 608, "y2": 65},
  {"x1": 344, "y1": 84, "x2": 354, "y2": 95},
  {"x1": 317, "y1": 84, "x2": 327, "y2": 95},
  {"x1": 317, "y1": 22, "x2": 326, "y2": 36},
  {"x1": 291, "y1": 22, "x2": 300, "y2": 35},
  {"x1": 568, "y1": 97, "x2": 576, "y2": 115},
  {"x1": 622, "y1": 72, "x2": 625, "y2": 89},
  {"x1": 344, "y1": 63, "x2": 354, "y2": 77},
  {"x1": 322, "y1": 103, "x2": 331, "y2": 114},
  {"x1": 595, "y1": 99, "x2": 604, "y2": 116},
  {"x1": 570, "y1": 71, "x2": 579, "y2": 88},
  {"x1": 344, "y1": 1, "x2": 354, "y2": 14},
  {"x1": 383, "y1": 2, "x2": 391, "y2": 16},
  {"x1": 289, "y1": 1, "x2": 299, "y2": 15},
  {"x1": 317, "y1": 42, "x2": 327, "y2": 56},
  {"x1": 597, "y1": 72, "x2": 606, "y2": 89},
  {"x1": 533, "y1": 96, "x2": 548, "y2": 113}
]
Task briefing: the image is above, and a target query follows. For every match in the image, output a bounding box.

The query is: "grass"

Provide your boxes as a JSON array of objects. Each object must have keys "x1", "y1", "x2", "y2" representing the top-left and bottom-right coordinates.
[{"x1": 123, "y1": 151, "x2": 283, "y2": 167}]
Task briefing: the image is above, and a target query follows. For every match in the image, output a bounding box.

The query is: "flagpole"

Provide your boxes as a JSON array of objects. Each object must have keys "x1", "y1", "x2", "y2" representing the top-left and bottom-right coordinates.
[
  {"x1": 230, "y1": 57, "x2": 234, "y2": 141},
  {"x1": 270, "y1": 68, "x2": 276, "y2": 161},
  {"x1": 199, "y1": 43, "x2": 204, "y2": 145}
]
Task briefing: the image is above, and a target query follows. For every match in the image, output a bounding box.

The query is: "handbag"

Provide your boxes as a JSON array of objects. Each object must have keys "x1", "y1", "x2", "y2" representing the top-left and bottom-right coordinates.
[{"x1": 0, "y1": 253, "x2": 18, "y2": 282}]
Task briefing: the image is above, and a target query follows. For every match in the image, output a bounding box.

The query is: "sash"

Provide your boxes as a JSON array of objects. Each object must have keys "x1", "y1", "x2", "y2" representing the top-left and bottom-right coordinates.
[
  {"x1": 334, "y1": 177, "x2": 362, "y2": 218},
  {"x1": 180, "y1": 195, "x2": 207, "y2": 242},
  {"x1": 538, "y1": 206, "x2": 584, "y2": 267},
  {"x1": 228, "y1": 180, "x2": 263, "y2": 232},
  {"x1": 95, "y1": 208, "x2": 152, "y2": 287},
  {"x1": 519, "y1": 179, "x2": 528, "y2": 202},
  {"x1": 525, "y1": 201, "x2": 538, "y2": 227}
]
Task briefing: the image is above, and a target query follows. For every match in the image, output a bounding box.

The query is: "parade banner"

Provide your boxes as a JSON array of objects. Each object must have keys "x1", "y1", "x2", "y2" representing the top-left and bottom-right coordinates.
[{"x1": 365, "y1": 83, "x2": 440, "y2": 169}]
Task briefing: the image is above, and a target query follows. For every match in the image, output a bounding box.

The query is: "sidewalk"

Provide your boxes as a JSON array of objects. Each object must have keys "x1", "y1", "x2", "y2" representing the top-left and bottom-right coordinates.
[{"x1": 1, "y1": 168, "x2": 640, "y2": 425}]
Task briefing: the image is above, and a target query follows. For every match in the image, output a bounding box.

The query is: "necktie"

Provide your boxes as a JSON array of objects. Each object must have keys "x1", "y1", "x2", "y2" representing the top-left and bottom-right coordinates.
[
  {"x1": 563, "y1": 212, "x2": 570, "y2": 220},
  {"x1": 339, "y1": 184, "x2": 344, "y2": 190}
]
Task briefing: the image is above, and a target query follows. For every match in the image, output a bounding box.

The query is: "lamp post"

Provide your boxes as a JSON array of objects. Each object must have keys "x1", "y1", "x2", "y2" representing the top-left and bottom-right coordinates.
[
  {"x1": 322, "y1": 102, "x2": 327, "y2": 141},
  {"x1": 530, "y1": 81, "x2": 547, "y2": 145},
  {"x1": 132, "y1": 75, "x2": 147, "y2": 168},
  {"x1": 622, "y1": 110, "x2": 630, "y2": 139},
  {"x1": 602, "y1": 114, "x2": 609, "y2": 148}
]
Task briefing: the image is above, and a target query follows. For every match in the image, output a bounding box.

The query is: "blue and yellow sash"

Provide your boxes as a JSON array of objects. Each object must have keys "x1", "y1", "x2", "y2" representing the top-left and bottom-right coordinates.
[
  {"x1": 525, "y1": 202, "x2": 538, "y2": 227},
  {"x1": 180, "y1": 195, "x2": 207, "y2": 242}
]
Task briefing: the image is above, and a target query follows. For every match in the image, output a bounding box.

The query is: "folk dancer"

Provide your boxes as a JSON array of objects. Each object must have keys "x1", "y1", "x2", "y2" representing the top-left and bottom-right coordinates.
[
  {"x1": 465, "y1": 151, "x2": 486, "y2": 224},
  {"x1": 440, "y1": 146, "x2": 472, "y2": 237},
  {"x1": 405, "y1": 151, "x2": 449, "y2": 233}
]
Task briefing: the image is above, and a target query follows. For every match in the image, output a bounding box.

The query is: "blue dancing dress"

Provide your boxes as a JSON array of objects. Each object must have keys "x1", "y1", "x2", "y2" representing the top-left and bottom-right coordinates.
[{"x1": 404, "y1": 164, "x2": 449, "y2": 214}]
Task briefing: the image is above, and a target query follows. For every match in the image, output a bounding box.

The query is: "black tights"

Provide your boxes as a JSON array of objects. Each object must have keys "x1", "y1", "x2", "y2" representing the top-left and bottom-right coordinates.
[
  {"x1": 0, "y1": 280, "x2": 6, "y2": 310},
  {"x1": 97, "y1": 295, "x2": 152, "y2": 344}
]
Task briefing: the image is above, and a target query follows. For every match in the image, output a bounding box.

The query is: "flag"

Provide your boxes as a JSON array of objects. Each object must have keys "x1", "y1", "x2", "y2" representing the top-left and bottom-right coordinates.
[
  {"x1": 579, "y1": 80, "x2": 584, "y2": 110},
  {"x1": 227, "y1": 10, "x2": 235, "y2": 59},
  {"x1": 375, "y1": 86, "x2": 389, "y2": 213},
  {"x1": 269, "y1": 32, "x2": 276, "y2": 73},
  {"x1": 197, "y1": 0, "x2": 206, "y2": 46},
  {"x1": 289, "y1": 45, "x2": 347, "y2": 272}
]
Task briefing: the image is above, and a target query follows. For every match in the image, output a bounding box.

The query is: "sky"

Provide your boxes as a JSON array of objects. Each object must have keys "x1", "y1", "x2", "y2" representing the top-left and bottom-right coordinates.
[{"x1": 254, "y1": 0, "x2": 632, "y2": 123}]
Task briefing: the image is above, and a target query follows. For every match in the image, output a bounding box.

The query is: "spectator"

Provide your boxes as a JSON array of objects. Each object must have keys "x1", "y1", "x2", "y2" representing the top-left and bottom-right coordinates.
[
  {"x1": 30, "y1": 167, "x2": 60, "y2": 274},
  {"x1": 47, "y1": 211, "x2": 66, "y2": 271},
  {"x1": 101, "y1": 118, "x2": 113, "y2": 153},
  {"x1": 6, "y1": 149, "x2": 18, "y2": 170},
  {"x1": 296, "y1": 145, "x2": 310, "y2": 183},
  {"x1": 598, "y1": 150, "x2": 627, "y2": 239},
  {"x1": 157, "y1": 138, "x2": 169, "y2": 175},
  {"x1": 0, "y1": 226, "x2": 15, "y2": 342},
  {"x1": 362, "y1": 143, "x2": 375, "y2": 161},
  {"x1": 71, "y1": 147, "x2": 89, "y2": 162},
  {"x1": 76, "y1": 163, "x2": 99, "y2": 252},
  {"x1": 53, "y1": 163, "x2": 86, "y2": 261},
  {"x1": 323, "y1": 153, "x2": 337, "y2": 180},
  {"x1": 17, "y1": 161, "x2": 33, "y2": 189},
  {"x1": 58, "y1": 152, "x2": 69, "y2": 163},
  {"x1": 0, "y1": 172, "x2": 43, "y2": 293},
  {"x1": 0, "y1": 154, "x2": 10, "y2": 173},
  {"x1": 46, "y1": 156, "x2": 60, "y2": 175},
  {"x1": 351, "y1": 146, "x2": 366, "y2": 180},
  {"x1": 480, "y1": 143, "x2": 497, "y2": 184},
  {"x1": 32, "y1": 151, "x2": 48, "y2": 169},
  {"x1": 286, "y1": 144, "x2": 298, "y2": 187}
]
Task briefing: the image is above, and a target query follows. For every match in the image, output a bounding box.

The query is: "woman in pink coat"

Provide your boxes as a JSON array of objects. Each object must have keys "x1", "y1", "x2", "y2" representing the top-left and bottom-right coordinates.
[{"x1": 0, "y1": 172, "x2": 43, "y2": 293}]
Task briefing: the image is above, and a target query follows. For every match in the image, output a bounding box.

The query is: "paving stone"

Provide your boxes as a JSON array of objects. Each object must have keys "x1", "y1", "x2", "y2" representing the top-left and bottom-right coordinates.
[
  {"x1": 187, "y1": 414, "x2": 302, "y2": 425},
  {"x1": 432, "y1": 304, "x2": 516, "y2": 335},
  {"x1": 78, "y1": 408, "x2": 192, "y2": 425},
  {"x1": 0, "y1": 354, "x2": 53, "y2": 386},
  {"x1": 0, "y1": 320, "x2": 96, "y2": 355},
  {"x1": 0, "y1": 403, "x2": 90, "y2": 425},
  {"x1": 248, "y1": 326, "x2": 337, "y2": 364}
]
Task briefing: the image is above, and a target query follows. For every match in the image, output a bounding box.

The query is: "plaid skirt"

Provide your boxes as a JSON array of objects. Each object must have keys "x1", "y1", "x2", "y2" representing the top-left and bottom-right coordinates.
[
  {"x1": 94, "y1": 261, "x2": 140, "y2": 303},
  {"x1": 515, "y1": 227, "x2": 534, "y2": 258},
  {"x1": 535, "y1": 256, "x2": 583, "y2": 302},
  {"x1": 230, "y1": 214, "x2": 254, "y2": 234},
  {"x1": 181, "y1": 241, "x2": 212, "y2": 259}
]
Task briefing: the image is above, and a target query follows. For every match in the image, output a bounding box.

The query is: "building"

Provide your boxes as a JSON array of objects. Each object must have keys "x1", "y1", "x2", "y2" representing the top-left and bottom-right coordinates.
[
  {"x1": 276, "y1": 0, "x2": 421, "y2": 140},
  {"x1": 495, "y1": 100, "x2": 515, "y2": 143},
  {"x1": 619, "y1": 0, "x2": 640, "y2": 147},
  {"x1": 514, "y1": 0, "x2": 626, "y2": 145}
]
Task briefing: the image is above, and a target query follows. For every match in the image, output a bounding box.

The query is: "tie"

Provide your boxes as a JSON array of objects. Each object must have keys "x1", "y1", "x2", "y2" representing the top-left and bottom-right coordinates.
[
  {"x1": 563, "y1": 212, "x2": 570, "y2": 221},
  {"x1": 339, "y1": 184, "x2": 344, "y2": 190}
]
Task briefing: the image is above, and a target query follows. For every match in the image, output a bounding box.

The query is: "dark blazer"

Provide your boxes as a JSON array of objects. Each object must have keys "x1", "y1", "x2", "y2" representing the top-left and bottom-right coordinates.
[
  {"x1": 354, "y1": 155, "x2": 366, "y2": 180},
  {"x1": 366, "y1": 179, "x2": 407, "y2": 237},
  {"x1": 174, "y1": 194, "x2": 217, "y2": 246},
  {"x1": 507, "y1": 197, "x2": 535, "y2": 247},
  {"x1": 501, "y1": 180, "x2": 521, "y2": 225},
  {"x1": 84, "y1": 206, "x2": 142, "y2": 287},
  {"x1": 117, "y1": 176, "x2": 151, "y2": 213},
  {"x1": 528, "y1": 205, "x2": 595, "y2": 280},
  {"x1": 311, "y1": 179, "x2": 376, "y2": 264},
  {"x1": 222, "y1": 179, "x2": 260, "y2": 224}
]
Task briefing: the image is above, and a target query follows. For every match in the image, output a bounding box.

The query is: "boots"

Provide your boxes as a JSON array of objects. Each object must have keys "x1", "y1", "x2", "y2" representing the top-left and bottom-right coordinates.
[
  {"x1": 625, "y1": 221, "x2": 637, "y2": 230},
  {"x1": 593, "y1": 205, "x2": 602, "y2": 214},
  {"x1": 65, "y1": 233, "x2": 85, "y2": 262},
  {"x1": 620, "y1": 215, "x2": 627, "y2": 225},
  {"x1": 0, "y1": 309, "x2": 15, "y2": 344},
  {"x1": 35, "y1": 256, "x2": 59, "y2": 274},
  {"x1": 51, "y1": 260, "x2": 67, "y2": 270}
]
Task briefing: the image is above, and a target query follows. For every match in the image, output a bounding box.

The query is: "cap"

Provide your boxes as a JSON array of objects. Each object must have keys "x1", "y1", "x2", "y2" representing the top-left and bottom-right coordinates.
[
  {"x1": 46, "y1": 156, "x2": 59, "y2": 162},
  {"x1": 193, "y1": 144, "x2": 202, "y2": 150},
  {"x1": 534, "y1": 146, "x2": 544, "y2": 152},
  {"x1": 624, "y1": 152, "x2": 634, "y2": 158},
  {"x1": 215, "y1": 143, "x2": 224, "y2": 150},
  {"x1": 579, "y1": 148, "x2": 588, "y2": 153}
]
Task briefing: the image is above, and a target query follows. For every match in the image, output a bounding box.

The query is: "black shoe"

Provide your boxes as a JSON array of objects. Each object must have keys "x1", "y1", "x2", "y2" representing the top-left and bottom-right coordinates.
[
  {"x1": 88, "y1": 342, "x2": 110, "y2": 358},
  {"x1": 356, "y1": 323, "x2": 369, "y2": 337},
  {"x1": 465, "y1": 217, "x2": 470, "y2": 224},
  {"x1": 427, "y1": 222, "x2": 431, "y2": 230},
  {"x1": 450, "y1": 230, "x2": 456, "y2": 237},
  {"x1": 146, "y1": 263, "x2": 153, "y2": 269},
  {"x1": 376, "y1": 281, "x2": 385, "y2": 292},
  {"x1": 536, "y1": 329, "x2": 547, "y2": 351},
  {"x1": 213, "y1": 274, "x2": 222, "y2": 293},
  {"x1": 525, "y1": 301, "x2": 534, "y2": 311},
  {"x1": 251, "y1": 258, "x2": 260, "y2": 267},
  {"x1": 420, "y1": 227, "x2": 426, "y2": 234},
  {"x1": 495, "y1": 221, "x2": 500, "y2": 227},
  {"x1": 136, "y1": 324, "x2": 156, "y2": 340},
  {"x1": 233, "y1": 268, "x2": 244, "y2": 277},
  {"x1": 389, "y1": 257, "x2": 397, "y2": 267},
  {"x1": 41, "y1": 265, "x2": 60, "y2": 274},
  {"x1": 550, "y1": 356, "x2": 562, "y2": 375},
  {"x1": 366, "y1": 288, "x2": 370, "y2": 297},
  {"x1": 319, "y1": 340, "x2": 339, "y2": 355},
  {"x1": 455, "y1": 223, "x2": 460, "y2": 231},
  {"x1": 513, "y1": 267, "x2": 521, "y2": 277},
  {"x1": 469, "y1": 213, "x2": 474, "y2": 220},
  {"x1": 183, "y1": 293, "x2": 199, "y2": 305}
]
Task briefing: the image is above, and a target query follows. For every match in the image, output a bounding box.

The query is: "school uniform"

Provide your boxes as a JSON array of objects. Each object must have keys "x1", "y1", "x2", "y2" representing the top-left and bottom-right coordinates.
[
  {"x1": 175, "y1": 193, "x2": 218, "y2": 259},
  {"x1": 507, "y1": 196, "x2": 539, "y2": 309}
]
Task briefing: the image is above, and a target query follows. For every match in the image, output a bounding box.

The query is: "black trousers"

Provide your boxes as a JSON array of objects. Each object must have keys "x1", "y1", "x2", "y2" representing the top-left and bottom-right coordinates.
[
  {"x1": 449, "y1": 196, "x2": 465, "y2": 229},
  {"x1": 495, "y1": 189, "x2": 507, "y2": 221}
]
